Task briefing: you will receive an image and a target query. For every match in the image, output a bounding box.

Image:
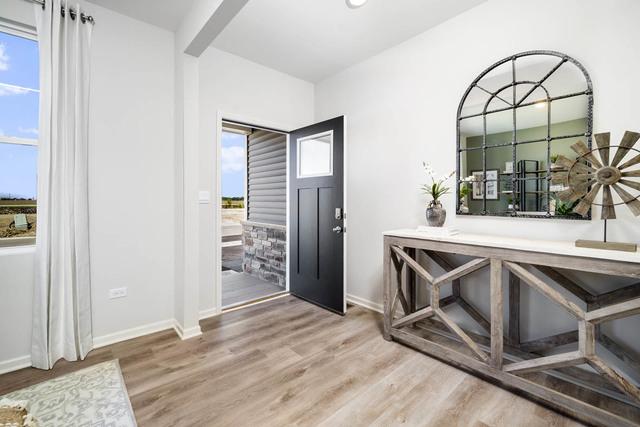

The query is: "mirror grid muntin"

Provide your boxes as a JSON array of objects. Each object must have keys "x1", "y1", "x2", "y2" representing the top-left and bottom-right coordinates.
[{"x1": 456, "y1": 50, "x2": 593, "y2": 219}]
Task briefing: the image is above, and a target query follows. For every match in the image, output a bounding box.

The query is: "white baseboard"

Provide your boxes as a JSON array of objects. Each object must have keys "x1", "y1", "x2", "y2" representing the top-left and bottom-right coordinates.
[
  {"x1": 0, "y1": 317, "x2": 204, "y2": 375},
  {"x1": 347, "y1": 293, "x2": 383, "y2": 314},
  {"x1": 0, "y1": 355, "x2": 31, "y2": 375},
  {"x1": 1, "y1": 302, "x2": 273, "y2": 374},
  {"x1": 93, "y1": 318, "x2": 176, "y2": 349},
  {"x1": 199, "y1": 307, "x2": 220, "y2": 320},
  {"x1": 173, "y1": 321, "x2": 202, "y2": 340},
  {"x1": 0, "y1": 295, "x2": 380, "y2": 376}
]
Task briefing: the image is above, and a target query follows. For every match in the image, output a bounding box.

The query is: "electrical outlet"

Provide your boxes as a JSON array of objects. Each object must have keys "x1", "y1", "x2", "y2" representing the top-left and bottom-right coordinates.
[{"x1": 109, "y1": 287, "x2": 127, "y2": 299}]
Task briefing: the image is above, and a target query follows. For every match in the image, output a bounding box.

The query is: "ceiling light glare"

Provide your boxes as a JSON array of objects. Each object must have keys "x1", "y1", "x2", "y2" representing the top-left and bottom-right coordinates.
[{"x1": 346, "y1": 0, "x2": 368, "y2": 9}]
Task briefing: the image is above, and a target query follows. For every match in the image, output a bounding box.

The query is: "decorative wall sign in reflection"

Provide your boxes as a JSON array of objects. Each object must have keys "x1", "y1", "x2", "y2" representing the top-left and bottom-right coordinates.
[{"x1": 456, "y1": 51, "x2": 593, "y2": 219}]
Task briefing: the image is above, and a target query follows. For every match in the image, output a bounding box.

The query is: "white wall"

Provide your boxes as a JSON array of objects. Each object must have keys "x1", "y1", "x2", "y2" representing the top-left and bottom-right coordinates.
[
  {"x1": 0, "y1": 248, "x2": 33, "y2": 369},
  {"x1": 0, "y1": 0, "x2": 176, "y2": 368},
  {"x1": 315, "y1": 0, "x2": 640, "y2": 310},
  {"x1": 87, "y1": 4, "x2": 175, "y2": 339},
  {"x1": 197, "y1": 47, "x2": 314, "y2": 313}
]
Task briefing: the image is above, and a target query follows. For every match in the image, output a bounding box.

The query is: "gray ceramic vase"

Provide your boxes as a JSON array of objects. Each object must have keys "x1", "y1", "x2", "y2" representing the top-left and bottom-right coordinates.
[{"x1": 426, "y1": 200, "x2": 446, "y2": 227}]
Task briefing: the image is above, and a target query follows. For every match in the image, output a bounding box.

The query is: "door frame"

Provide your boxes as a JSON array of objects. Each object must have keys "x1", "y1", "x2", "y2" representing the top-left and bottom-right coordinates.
[
  {"x1": 215, "y1": 111, "x2": 292, "y2": 313},
  {"x1": 214, "y1": 112, "x2": 348, "y2": 315}
]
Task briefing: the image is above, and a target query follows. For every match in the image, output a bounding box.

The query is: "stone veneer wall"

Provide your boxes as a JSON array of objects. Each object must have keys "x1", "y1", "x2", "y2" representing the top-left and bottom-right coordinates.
[{"x1": 242, "y1": 221, "x2": 286, "y2": 287}]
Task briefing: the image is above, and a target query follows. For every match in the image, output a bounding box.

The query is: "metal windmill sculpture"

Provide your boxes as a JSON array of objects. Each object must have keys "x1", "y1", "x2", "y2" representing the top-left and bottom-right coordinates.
[{"x1": 552, "y1": 131, "x2": 640, "y2": 251}]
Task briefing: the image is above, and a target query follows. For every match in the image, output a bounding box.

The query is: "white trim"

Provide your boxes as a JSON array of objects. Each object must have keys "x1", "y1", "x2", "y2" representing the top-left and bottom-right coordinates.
[
  {"x1": 216, "y1": 112, "x2": 224, "y2": 313},
  {"x1": 0, "y1": 290, "x2": 298, "y2": 374},
  {"x1": 296, "y1": 130, "x2": 334, "y2": 179},
  {"x1": 0, "y1": 241, "x2": 36, "y2": 254},
  {"x1": 199, "y1": 307, "x2": 220, "y2": 320},
  {"x1": 92, "y1": 318, "x2": 176, "y2": 348},
  {"x1": 0, "y1": 82, "x2": 39, "y2": 94},
  {"x1": 0, "y1": 18, "x2": 37, "y2": 41},
  {"x1": 221, "y1": 240, "x2": 242, "y2": 248},
  {"x1": 0, "y1": 136, "x2": 38, "y2": 147},
  {"x1": 0, "y1": 355, "x2": 31, "y2": 375},
  {"x1": 342, "y1": 116, "x2": 348, "y2": 314},
  {"x1": 347, "y1": 294, "x2": 383, "y2": 314},
  {"x1": 285, "y1": 132, "x2": 290, "y2": 293},
  {"x1": 222, "y1": 292, "x2": 290, "y2": 313},
  {"x1": 243, "y1": 132, "x2": 248, "y2": 222},
  {"x1": 0, "y1": 317, "x2": 207, "y2": 375},
  {"x1": 173, "y1": 321, "x2": 202, "y2": 340}
]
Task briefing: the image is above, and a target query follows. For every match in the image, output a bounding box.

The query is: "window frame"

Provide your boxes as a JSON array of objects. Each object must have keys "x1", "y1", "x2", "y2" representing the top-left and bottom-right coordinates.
[
  {"x1": 0, "y1": 22, "x2": 39, "y2": 248},
  {"x1": 456, "y1": 50, "x2": 593, "y2": 220},
  {"x1": 296, "y1": 130, "x2": 334, "y2": 179}
]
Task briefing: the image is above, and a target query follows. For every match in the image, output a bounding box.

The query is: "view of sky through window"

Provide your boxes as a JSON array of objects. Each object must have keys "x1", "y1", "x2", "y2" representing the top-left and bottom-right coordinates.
[
  {"x1": 0, "y1": 31, "x2": 39, "y2": 200},
  {"x1": 221, "y1": 132, "x2": 246, "y2": 198}
]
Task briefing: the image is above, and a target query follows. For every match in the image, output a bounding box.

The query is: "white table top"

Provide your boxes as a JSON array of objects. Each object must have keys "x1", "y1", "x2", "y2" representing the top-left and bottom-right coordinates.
[{"x1": 383, "y1": 229, "x2": 640, "y2": 264}]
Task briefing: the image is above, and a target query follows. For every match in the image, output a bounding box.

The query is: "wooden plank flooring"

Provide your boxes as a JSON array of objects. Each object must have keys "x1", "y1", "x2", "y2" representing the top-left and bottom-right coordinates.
[
  {"x1": 0, "y1": 296, "x2": 584, "y2": 426},
  {"x1": 222, "y1": 271, "x2": 285, "y2": 307}
]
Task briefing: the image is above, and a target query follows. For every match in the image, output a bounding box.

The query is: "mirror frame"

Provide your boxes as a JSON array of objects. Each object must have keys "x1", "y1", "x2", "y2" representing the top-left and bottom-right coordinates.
[{"x1": 456, "y1": 50, "x2": 593, "y2": 220}]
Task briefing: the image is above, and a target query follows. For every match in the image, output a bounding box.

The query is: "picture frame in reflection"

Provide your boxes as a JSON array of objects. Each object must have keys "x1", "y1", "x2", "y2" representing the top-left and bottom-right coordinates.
[{"x1": 471, "y1": 169, "x2": 499, "y2": 200}]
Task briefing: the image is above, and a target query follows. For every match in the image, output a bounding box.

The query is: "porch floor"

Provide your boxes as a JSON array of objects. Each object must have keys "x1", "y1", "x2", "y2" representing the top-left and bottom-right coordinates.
[{"x1": 222, "y1": 271, "x2": 285, "y2": 308}]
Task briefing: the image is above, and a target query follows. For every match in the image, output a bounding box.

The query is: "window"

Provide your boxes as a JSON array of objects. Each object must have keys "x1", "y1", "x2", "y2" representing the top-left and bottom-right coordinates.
[
  {"x1": 0, "y1": 29, "x2": 39, "y2": 244},
  {"x1": 297, "y1": 131, "x2": 333, "y2": 178}
]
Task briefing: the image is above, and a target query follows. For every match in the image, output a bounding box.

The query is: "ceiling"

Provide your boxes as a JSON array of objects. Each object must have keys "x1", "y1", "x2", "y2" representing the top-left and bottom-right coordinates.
[
  {"x1": 86, "y1": 0, "x2": 196, "y2": 31},
  {"x1": 85, "y1": 0, "x2": 486, "y2": 82},
  {"x1": 212, "y1": 0, "x2": 486, "y2": 82}
]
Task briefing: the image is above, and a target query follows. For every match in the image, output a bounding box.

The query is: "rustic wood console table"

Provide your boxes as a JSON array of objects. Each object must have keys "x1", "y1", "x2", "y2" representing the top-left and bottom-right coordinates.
[{"x1": 383, "y1": 230, "x2": 640, "y2": 427}]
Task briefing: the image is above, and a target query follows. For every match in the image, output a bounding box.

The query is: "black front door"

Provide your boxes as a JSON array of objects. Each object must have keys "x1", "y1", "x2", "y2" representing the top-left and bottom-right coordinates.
[{"x1": 289, "y1": 117, "x2": 345, "y2": 314}]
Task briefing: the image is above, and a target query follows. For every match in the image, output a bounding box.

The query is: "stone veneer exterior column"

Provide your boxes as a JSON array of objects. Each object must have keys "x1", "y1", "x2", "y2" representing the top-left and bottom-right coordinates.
[{"x1": 242, "y1": 221, "x2": 286, "y2": 287}]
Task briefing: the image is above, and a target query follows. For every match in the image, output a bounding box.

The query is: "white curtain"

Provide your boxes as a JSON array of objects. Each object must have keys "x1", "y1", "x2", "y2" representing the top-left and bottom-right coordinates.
[{"x1": 31, "y1": 0, "x2": 93, "y2": 370}]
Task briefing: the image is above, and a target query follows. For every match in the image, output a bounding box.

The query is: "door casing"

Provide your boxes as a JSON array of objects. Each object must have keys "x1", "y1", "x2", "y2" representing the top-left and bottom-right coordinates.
[{"x1": 214, "y1": 112, "x2": 291, "y2": 314}]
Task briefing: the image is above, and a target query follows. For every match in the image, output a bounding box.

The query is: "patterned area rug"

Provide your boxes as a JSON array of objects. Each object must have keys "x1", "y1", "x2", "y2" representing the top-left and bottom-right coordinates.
[{"x1": 1, "y1": 360, "x2": 136, "y2": 427}]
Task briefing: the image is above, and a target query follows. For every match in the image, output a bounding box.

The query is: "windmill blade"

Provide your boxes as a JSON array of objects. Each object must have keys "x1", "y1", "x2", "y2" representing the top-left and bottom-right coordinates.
[
  {"x1": 618, "y1": 154, "x2": 640, "y2": 171},
  {"x1": 568, "y1": 171, "x2": 594, "y2": 181},
  {"x1": 552, "y1": 171, "x2": 590, "y2": 186},
  {"x1": 557, "y1": 188, "x2": 584, "y2": 203},
  {"x1": 622, "y1": 170, "x2": 640, "y2": 177},
  {"x1": 570, "y1": 140, "x2": 603, "y2": 168},
  {"x1": 574, "y1": 183, "x2": 602, "y2": 217},
  {"x1": 570, "y1": 179, "x2": 593, "y2": 195},
  {"x1": 611, "y1": 131, "x2": 640, "y2": 167},
  {"x1": 576, "y1": 163, "x2": 595, "y2": 174},
  {"x1": 600, "y1": 185, "x2": 616, "y2": 220},
  {"x1": 619, "y1": 178, "x2": 640, "y2": 191},
  {"x1": 612, "y1": 184, "x2": 640, "y2": 217},
  {"x1": 551, "y1": 171, "x2": 568, "y2": 185},
  {"x1": 594, "y1": 132, "x2": 611, "y2": 166},
  {"x1": 554, "y1": 155, "x2": 575, "y2": 170}
]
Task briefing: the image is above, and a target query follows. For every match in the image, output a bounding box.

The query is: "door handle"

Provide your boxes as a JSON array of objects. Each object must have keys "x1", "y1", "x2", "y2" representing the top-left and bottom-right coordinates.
[{"x1": 332, "y1": 226, "x2": 343, "y2": 234}]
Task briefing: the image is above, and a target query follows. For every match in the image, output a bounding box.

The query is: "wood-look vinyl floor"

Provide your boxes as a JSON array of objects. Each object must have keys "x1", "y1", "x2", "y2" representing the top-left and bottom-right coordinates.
[
  {"x1": 0, "y1": 296, "x2": 584, "y2": 426},
  {"x1": 221, "y1": 271, "x2": 285, "y2": 308}
]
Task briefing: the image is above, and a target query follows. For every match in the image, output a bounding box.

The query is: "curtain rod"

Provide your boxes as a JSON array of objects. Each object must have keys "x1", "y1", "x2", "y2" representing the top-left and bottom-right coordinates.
[{"x1": 25, "y1": 0, "x2": 95, "y2": 24}]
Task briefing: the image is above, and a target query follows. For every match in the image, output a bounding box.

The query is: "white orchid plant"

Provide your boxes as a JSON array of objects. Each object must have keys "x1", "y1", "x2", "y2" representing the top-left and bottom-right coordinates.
[{"x1": 421, "y1": 162, "x2": 455, "y2": 207}]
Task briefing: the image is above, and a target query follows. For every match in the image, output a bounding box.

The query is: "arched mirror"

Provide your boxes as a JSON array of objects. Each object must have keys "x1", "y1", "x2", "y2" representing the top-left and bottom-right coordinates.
[{"x1": 456, "y1": 50, "x2": 593, "y2": 219}]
